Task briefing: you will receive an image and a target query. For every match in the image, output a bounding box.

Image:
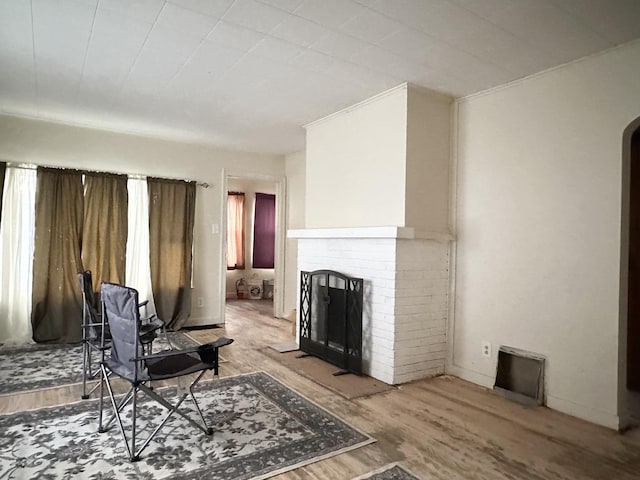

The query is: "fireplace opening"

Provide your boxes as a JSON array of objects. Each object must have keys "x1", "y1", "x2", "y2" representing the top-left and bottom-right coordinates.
[{"x1": 299, "y1": 270, "x2": 363, "y2": 375}]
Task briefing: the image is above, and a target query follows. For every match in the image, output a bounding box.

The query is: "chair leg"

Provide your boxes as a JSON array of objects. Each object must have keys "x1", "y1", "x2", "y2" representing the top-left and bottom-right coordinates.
[
  {"x1": 86, "y1": 369, "x2": 110, "y2": 398},
  {"x1": 98, "y1": 364, "x2": 106, "y2": 433},
  {"x1": 101, "y1": 385, "x2": 135, "y2": 432},
  {"x1": 83, "y1": 344, "x2": 104, "y2": 399},
  {"x1": 99, "y1": 368, "x2": 215, "y2": 461},
  {"x1": 131, "y1": 388, "x2": 139, "y2": 462},
  {"x1": 101, "y1": 368, "x2": 135, "y2": 460},
  {"x1": 132, "y1": 369, "x2": 212, "y2": 457},
  {"x1": 98, "y1": 368, "x2": 134, "y2": 434},
  {"x1": 134, "y1": 389, "x2": 190, "y2": 457},
  {"x1": 189, "y1": 370, "x2": 214, "y2": 435},
  {"x1": 163, "y1": 326, "x2": 174, "y2": 350},
  {"x1": 81, "y1": 341, "x2": 89, "y2": 399}
]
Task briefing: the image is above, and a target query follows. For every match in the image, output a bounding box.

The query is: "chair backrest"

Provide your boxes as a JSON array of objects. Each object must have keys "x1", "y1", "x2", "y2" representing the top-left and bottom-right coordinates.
[
  {"x1": 78, "y1": 271, "x2": 100, "y2": 340},
  {"x1": 101, "y1": 283, "x2": 148, "y2": 381}
]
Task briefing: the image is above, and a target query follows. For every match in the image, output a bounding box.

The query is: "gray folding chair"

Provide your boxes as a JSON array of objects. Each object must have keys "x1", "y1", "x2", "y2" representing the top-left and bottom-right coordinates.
[
  {"x1": 78, "y1": 272, "x2": 167, "y2": 399},
  {"x1": 79, "y1": 271, "x2": 104, "y2": 399},
  {"x1": 98, "y1": 282, "x2": 233, "y2": 461}
]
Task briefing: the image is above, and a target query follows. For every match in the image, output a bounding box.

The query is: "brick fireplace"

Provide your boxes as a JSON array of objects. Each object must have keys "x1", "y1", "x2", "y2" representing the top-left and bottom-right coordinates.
[
  {"x1": 296, "y1": 83, "x2": 453, "y2": 385},
  {"x1": 289, "y1": 226, "x2": 451, "y2": 385}
]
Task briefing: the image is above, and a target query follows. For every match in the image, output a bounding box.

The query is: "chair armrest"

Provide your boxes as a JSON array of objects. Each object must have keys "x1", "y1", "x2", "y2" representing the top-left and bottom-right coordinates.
[
  {"x1": 138, "y1": 300, "x2": 149, "y2": 308},
  {"x1": 140, "y1": 314, "x2": 163, "y2": 327},
  {"x1": 132, "y1": 337, "x2": 233, "y2": 362},
  {"x1": 139, "y1": 321, "x2": 164, "y2": 341}
]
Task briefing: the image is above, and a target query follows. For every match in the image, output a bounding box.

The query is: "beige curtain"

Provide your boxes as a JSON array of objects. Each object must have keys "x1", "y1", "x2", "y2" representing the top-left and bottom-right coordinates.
[
  {"x1": 148, "y1": 178, "x2": 196, "y2": 330},
  {"x1": 227, "y1": 192, "x2": 245, "y2": 270},
  {"x1": 31, "y1": 168, "x2": 84, "y2": 343},
  {"x1": 82, "y1": 173, "x2": 128, "y2": 292}
]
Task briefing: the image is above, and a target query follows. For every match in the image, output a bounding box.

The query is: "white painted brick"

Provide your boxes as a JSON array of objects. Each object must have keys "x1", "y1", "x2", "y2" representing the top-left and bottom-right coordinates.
[
  {"x1": 393, "y1": 297, "x2": 432, "y2": 308},
  {"x1": 369, "y1": 334, "x2": 394, "y2": 348},
  {"x1": 369, "y1": 286, "x2": 395, "y2": 298},
  {"x1": 297, "y1": 235, "x2": 450, "y2": 385},
  {"x1": 369, "y1": 325, "x2": 392, "y2": 336},
  {"x1": 396, "y1": 341, "x2": 447, "y2": 354},
  {"x1": 394, "y1": 358, "x2": 445, "y2": 375},
  {"x1": 394, "y1": 367, "x2": 444, "y2": 384},
  {"x1": 396, "y1": 347, "x2": 447, "y2": 363},
  {"x1": 394, "y1": 304, "x2": 435, "y2": 315},
  {"x1": 395, "y1": 329, "x2": 447, "y2": 344},
  {"x1": 395, "y1": 326, "x2": 442, "y2": 337}
]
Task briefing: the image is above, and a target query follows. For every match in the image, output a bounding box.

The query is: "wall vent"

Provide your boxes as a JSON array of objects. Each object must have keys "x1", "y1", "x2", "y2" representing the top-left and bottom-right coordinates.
[{"x1": 494, "y1": 346, "x2": 545, "y2": 406}]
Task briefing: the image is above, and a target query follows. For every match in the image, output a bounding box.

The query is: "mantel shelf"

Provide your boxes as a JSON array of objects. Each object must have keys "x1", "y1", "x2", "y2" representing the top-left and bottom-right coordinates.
[{"x1": 287, "y1": 226, "x2": 453, "y2": 242}]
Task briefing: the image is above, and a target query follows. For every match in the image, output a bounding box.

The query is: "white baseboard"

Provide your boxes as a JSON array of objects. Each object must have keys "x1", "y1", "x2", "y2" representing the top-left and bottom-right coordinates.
[
  {"x1": 545, "y1": 394, "x2": 620, "y2": 430},
  {"x1": 184, "y1": 316, "x2": 221, "y2": 327},
  {"x1": 446, "y1": 363, "x2": 494, "y2": 389},
  {"x1": 446, "y1": 363, "x2": 620, "y2": 430}
]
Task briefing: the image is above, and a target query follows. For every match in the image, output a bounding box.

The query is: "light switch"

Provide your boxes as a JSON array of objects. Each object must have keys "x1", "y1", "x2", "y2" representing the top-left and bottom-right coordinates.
[{"x1": 211, "y1": 223, "x2": 219, "y2": 234}]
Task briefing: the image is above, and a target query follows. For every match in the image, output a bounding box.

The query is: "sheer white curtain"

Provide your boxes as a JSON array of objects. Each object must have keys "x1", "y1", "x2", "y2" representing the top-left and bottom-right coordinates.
[
  {"x1": 226, "y1": 192, "x2": 245, "y2": 269},
  {"x1": 0, "y1": 166, "x2": 37, "y2": 345},
  {"x1": 125, "y1": 177, "x2": 156, "y2": 316}
]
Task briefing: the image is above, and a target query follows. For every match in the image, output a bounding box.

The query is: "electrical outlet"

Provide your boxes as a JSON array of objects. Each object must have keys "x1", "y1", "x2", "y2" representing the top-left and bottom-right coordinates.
[
  {"x1": 482, "y1": 341, "x2": 491, "y2": 358},
  {"x1": 196, "y1": 297, "x2": 204, "y2": 308}
]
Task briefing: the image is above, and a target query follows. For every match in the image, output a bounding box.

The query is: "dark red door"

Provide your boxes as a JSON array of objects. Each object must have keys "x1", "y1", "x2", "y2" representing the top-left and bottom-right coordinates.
[{"x1": 628, "y1": 128, "x2": 640, "y2": 390}]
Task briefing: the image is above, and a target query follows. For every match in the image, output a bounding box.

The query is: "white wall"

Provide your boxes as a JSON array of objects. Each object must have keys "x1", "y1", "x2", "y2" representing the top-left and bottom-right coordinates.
[
  {"x1": 305, "y1": 85, "x2": 407, "y2": 228},
  {"x1": 305, "y1": 83, "x2": 451, "y2": 233},
  {"x1": 225, "y1": 177, "x2": 276, "y2": 297},
  {"x1": 284, "y1": 150, "x2": 305, "y2": 316},
  {"x1": 405, "y1": 86, "x2": 452, "y2": 234},
  {"x1": 0, "y1": 114, "x2": 285, "y2": 326},
  {"x1": 450, "y1": 40, "x2": 640, "y2": 429}
]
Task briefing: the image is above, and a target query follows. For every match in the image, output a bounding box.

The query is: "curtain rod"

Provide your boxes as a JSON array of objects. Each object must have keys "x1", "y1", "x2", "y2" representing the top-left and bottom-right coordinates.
[{"x1": 4, "y1": 162, "x2": 211, "y2": 188}]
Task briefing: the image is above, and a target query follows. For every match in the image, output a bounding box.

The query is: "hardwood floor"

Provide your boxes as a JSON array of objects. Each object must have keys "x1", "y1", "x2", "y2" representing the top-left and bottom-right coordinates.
[{"x1": 3, "y1": 300, "x2": 640, "y2": 479}]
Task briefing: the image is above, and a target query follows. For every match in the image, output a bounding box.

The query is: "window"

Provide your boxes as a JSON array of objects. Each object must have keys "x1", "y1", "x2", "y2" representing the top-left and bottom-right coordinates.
[
  {"x1": 252, "y1": 193, "x2": 275, "y2": 269},
  {"x1": 227, "y1": 192, "x2": 245, "y2": 270}
]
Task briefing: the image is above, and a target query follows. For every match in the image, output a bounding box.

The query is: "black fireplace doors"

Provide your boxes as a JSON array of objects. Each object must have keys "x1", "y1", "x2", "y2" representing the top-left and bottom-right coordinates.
[{"x1": 299, "y1": 270, "x2": 363, "y2": 375}]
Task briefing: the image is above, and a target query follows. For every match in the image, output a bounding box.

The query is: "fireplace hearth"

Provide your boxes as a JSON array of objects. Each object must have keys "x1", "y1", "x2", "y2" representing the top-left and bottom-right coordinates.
[{"x1": 299, "y1": 270, "x2": 363, "y2": 375}]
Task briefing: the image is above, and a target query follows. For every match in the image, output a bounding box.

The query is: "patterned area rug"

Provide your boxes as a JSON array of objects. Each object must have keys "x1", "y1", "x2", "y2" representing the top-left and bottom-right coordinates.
[
  {"x1": 353, "y1": 463, "x2": 421, "y2": 480},
  {"x1": 0, "y1": 372, "x2": 374, "y2": 479},
  {"x1": 0, "y1": 332, "x2": 198, "y2": 396}
]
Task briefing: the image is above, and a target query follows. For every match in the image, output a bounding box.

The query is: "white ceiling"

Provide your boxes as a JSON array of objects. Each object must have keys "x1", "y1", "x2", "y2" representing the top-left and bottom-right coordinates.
[{"x1": 1, "y1": 0, "x2": 639, "y2": 154}]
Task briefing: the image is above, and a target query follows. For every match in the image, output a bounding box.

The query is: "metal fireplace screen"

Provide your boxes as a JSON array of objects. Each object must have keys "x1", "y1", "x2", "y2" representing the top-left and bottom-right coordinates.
[{"x1": 299, "y1": 270, "x2": 363, "y2": 375}]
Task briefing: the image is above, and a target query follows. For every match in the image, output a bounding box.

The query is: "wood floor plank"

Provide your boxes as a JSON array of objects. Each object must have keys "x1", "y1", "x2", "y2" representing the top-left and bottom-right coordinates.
[{"x1": 2, "y1": 299, "x2": 640, "y2": 480}]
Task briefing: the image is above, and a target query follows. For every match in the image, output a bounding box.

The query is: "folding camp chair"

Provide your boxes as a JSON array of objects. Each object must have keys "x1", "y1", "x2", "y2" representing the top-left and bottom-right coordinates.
[
  {"x1": 98, "y1": 282, "x2": 233, "y2": 461},
  {"x1": 78, "y1": 271, "x2": 104, "y2": 399},
  {"x1": 78, "y1": 272, "x2": 169, "y2": 399}
]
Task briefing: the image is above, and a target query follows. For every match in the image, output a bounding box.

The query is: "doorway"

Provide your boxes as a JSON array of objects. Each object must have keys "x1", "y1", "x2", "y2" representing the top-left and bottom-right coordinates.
[
  {"x1": 621, "y1": 118, "x2": 640, "y2": 428},
  {"x1": 628, "y1": 127, "x2": 640, "y2": 391},
  {"x1": 219, "y1": 172, "x2": 286, "y2": 323}
]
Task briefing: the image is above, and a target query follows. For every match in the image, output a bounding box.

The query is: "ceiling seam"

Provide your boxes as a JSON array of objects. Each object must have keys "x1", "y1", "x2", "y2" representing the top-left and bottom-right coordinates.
[
  {"x1": 347, "y1": 0, "x2": 517, "y2": 77},
  {"x1": 243, "y1": 0, "x2": 423, "y2": 91},
  {"x1": 250, "y1": 0, "x2": 507, "y2": 93},
  {"x1": 29, "y1": 0, "x2": 39, "y2": 112},
  {"x1": 452, "y1": 0, "x2": 612, "y2": 63},
  {"x1": 546, "y1": 0, "x2": 615, "y2": 46},
  {"x1": 107, "y1": 0, "x2": 168, "y2": 112},
  {"x1": 74, "y1": 0, "x2": 101, "y2": 107},
  {"x1": 164, "y1": 0, "x2": 240, "y2": 91}
]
